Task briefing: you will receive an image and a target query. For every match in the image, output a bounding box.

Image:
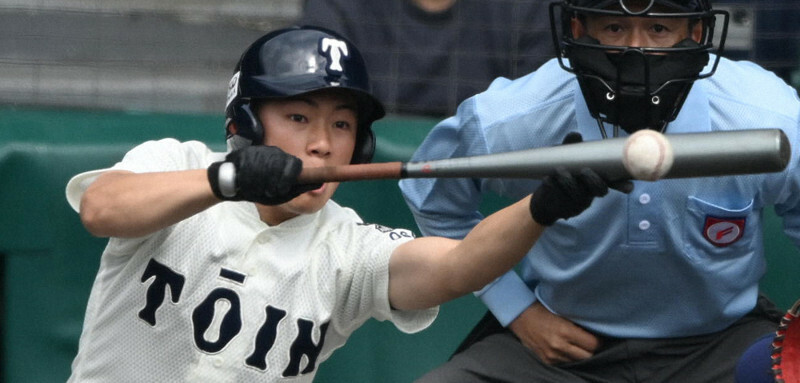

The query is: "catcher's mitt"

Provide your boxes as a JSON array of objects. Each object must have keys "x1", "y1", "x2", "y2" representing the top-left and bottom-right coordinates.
[{"x1": 773, "y1": 299, "x2": 800, "y2": 383}]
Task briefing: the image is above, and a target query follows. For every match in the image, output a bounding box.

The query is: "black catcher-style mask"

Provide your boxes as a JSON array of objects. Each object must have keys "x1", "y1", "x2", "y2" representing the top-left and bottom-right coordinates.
[
  {"x1": 225, "y1": 25, "x2": 386, "y2": 164},
  {"x1": 549, "y1": 0, "x2": 729, "y2": 137}
]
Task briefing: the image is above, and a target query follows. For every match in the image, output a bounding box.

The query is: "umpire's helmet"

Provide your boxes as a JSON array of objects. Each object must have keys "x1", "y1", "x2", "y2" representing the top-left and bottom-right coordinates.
[
  {"x1": 225, "y1": 25, "x2": 385, "y2": 164},
  {"x1": 569, "y1": 0, "x2": 708, "y2": 11},
  {"x1": 549, "y1": 0, "x2": 727, "y2": 136}
]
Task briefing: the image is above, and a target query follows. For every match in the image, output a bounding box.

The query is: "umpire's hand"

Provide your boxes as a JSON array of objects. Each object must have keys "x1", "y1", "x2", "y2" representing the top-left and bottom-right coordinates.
[{"x1": 207, "y1": 145, "x2": 321, "y2": 205}]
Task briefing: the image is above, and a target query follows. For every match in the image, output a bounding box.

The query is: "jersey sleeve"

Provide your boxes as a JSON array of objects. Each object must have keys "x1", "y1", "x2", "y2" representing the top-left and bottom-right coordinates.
[
  {"x1": 65, "y1": 138, "x2": 218, "y2": 212},
  {"x1": 331, "y1": 215, "x2": 438, "y2": 335},
  {"x1": 399, "y1": 100, "x2": 538, "y2": 326},
  {"x1": 399, "y1": 103, "x2": 490, "y2": 240},
  {"x1": 64, "y1": 139, "x2": 222, "y2": 254}
]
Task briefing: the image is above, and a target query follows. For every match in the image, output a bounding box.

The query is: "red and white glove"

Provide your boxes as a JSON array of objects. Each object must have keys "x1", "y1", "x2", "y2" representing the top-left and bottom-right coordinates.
[{"x1": 773, "y1": 299, "x2": 800, "y2": 383}]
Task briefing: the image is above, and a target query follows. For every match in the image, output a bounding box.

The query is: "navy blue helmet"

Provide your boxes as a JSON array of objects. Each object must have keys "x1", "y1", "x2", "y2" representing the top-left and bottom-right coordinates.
[{"x1": 225, "y1": 25, "x2": 385, "y2": 164}]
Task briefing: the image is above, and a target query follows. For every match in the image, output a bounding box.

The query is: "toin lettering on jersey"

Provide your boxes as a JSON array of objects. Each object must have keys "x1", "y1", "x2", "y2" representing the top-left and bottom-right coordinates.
[{"x1": 138, "y1": 259, "x2": 328, "y2": 377}]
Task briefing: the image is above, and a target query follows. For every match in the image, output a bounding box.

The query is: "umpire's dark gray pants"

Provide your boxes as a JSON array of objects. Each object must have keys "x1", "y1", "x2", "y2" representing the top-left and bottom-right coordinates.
[{"x1": 416, "y1": 295, "x2": 781, "y2": 383}]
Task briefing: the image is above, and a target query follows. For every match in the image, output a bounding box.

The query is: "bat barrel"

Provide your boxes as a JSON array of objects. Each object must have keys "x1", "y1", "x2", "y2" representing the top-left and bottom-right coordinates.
[
  {"x1": 404, "y1": 138, "x2": 628, "y2": 179},
  {"x1": 665, "y1": 129, "x2": 790, "y2": 179},
  {"x1": 403, "y1": 129, "x2": 790, "y2": 181}
]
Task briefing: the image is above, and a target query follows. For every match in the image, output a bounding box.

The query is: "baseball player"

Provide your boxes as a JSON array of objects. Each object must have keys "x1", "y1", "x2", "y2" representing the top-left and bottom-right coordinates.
[
  {"x1": 400, "y1": 0, "x2": 800, "y2": 382},
  {"x1": 64, "y1": 26, "x2": 609, "y2": 382}
]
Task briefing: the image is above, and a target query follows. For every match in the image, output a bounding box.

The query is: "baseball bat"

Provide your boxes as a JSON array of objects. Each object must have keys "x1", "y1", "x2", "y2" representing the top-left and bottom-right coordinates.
[{"x1": 297, "y1": 129, "x2": 791, "y2": 183}]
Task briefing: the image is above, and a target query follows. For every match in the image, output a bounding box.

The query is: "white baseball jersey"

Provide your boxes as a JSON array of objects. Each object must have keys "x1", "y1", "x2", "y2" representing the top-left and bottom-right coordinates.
[{"x1": 65, "y1": 139, "x2": 438, "y2": 382}]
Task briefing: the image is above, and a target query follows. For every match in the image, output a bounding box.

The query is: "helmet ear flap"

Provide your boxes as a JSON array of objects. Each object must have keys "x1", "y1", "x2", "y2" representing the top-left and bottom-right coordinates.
[
  {"x1": 226, "y1": 101, "x2": 264, "y2": 151},
  {"x1": 351, "y1": 128, "x2": 375, "y2": 164}
]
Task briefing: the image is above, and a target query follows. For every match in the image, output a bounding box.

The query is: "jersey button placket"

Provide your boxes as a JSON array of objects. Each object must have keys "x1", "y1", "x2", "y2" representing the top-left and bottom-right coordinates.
[
  {"x1": 250, "y1": 233, "x2": 271, "y2": 275},
  {"x1": 629, "y1": 190, "x2": 656, "y2": 243},
  {"x1": 638, "y1": 193, "x2": 651, "y2": 231}
]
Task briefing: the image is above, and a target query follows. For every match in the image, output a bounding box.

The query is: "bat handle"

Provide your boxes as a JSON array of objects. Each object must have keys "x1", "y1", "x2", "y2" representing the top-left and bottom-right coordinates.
[{"x1": 298, "y1": 162, "x2": 404, "y2": 184}]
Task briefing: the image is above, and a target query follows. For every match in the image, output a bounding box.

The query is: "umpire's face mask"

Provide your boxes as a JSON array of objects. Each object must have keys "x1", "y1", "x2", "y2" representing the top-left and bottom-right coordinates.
[{"x1": 568, "y1": 36, "x2": 709, "y2": 135}]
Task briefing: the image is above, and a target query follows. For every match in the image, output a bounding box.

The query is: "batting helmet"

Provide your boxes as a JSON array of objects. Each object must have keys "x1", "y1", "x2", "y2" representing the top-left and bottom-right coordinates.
[{"x1": 225, "y1": 25, "x2": 385, "y2": 164}]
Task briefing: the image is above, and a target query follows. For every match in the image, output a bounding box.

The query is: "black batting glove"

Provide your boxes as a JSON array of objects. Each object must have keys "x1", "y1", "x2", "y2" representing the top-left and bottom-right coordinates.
[
  {"x1": 529, "y1": 133, "x2": 633, "y2": 226},
  {"x1": 207, "y1": 145, "x2": 322, "y2": 205},
  {"x1": 529, "y1": 167, "x2": 610, "y2": 226}
]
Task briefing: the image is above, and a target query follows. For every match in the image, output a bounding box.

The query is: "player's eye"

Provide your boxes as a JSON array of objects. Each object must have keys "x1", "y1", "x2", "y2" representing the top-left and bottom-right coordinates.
[
  {"x1": 288, "y1": 114, "x2": 307, "y2": 123},
  {"x1": 605, "y1": 24, "x2": 624, "y2": 33},
  {"x1": 651, "y1": 24, "x2": 668, "y2": 33},
  {"x1": 334, "y1": 120, "x2": 353, "y2": 130}
]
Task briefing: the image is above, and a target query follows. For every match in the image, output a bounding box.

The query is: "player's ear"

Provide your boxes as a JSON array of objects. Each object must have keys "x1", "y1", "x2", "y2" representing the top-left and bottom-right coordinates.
[
  {"x1": 227, "y1": 121, "x2": 238, "y2": 136},
  {"x1": 571, "y1": 16, "x2": 586, "y2": 38},
  {"x1": 690, "y1": 20, "x2": 703, "y2": 43}
]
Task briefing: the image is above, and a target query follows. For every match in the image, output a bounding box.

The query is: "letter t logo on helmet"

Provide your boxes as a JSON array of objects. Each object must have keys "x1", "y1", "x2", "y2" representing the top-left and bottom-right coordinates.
[{"x1": 319, "y1": 38, "x2": 349, "y2": 75}]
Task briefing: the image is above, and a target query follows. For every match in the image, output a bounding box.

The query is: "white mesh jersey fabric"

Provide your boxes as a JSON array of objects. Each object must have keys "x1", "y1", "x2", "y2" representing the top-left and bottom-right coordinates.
[{"x1": 66, "y1": 139, "x2": 438, "y2": 382}]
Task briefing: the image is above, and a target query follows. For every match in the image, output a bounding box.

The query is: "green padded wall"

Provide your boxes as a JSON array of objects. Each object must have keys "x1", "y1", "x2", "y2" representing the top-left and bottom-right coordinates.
[
  {"x1": 759, "y1": 206, "x2": 800, "y2": 311},
  {"x1": 0, "y1": 108, "x2": 226, "y2": 383},
  {"x1": 1, "y1": 106, "x2": 798, "y2": 382}
]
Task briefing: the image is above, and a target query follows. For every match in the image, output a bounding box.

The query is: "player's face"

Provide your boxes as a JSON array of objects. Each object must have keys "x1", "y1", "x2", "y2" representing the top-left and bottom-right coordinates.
[
  {"x1": 257, "y1": 89, "x2": 358, "y2": 224},
  {"x1": 573, "y1": 4, "x2": 702, "y2": 48}
]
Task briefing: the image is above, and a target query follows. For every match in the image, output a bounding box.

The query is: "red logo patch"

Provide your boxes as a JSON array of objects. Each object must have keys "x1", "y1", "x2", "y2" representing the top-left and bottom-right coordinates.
[{"x1": 703, "y1": 216, "x2": 746, "y2": 247}]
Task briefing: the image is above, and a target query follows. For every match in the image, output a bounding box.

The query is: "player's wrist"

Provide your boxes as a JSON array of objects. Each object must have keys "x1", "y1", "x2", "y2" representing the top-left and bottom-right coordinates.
[{"x1": 208, "y1": 161, "x2": 238, "y2": 200}]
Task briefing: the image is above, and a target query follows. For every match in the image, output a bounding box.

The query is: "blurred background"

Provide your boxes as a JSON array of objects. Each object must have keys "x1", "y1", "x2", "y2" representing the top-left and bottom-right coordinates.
[
  {"x1": 1, "y1": 0, "x2": 799, "y2": 382},
  {"x1": 1, "y1": 0, "x2": 798, "y2": 116},
  {"x1": 0, "y1": 0, "x2": 297, "y2": 114}
]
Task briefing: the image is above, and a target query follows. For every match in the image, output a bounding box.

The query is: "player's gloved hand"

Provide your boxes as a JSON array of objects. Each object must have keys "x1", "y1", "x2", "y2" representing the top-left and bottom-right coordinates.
[
  {"x1": 529, "y1": 166, "x2": 608, "y2": 226},
  {"x1": 529, "y1": 133, "x2": 633, "y2": 226},
  {"x1": 207, "y1": 145, "x2": 322, "y2": 205}
]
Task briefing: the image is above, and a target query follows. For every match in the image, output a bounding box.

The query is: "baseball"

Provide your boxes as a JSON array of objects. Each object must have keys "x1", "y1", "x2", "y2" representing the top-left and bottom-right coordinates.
[{"x1": 622, "y1": 130, "x2": 674, "y2": 181}]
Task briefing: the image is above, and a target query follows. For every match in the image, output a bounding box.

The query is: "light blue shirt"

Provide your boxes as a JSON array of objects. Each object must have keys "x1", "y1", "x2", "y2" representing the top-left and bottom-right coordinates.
[{"x1": 399, "y1": 57, "x2": 800, "y2": 338}]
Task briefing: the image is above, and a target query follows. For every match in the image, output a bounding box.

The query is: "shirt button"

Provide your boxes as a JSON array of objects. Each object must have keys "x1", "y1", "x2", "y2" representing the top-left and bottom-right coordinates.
[
  {"x1": 213, "y1": 357, "x2": 224, "y2": 368},
  {"x1": 639, "y1": 193, "x2": 651, "y2": 204},
  {"x1": 639, "y1": 220, "x2": 651, "y2": 230}
]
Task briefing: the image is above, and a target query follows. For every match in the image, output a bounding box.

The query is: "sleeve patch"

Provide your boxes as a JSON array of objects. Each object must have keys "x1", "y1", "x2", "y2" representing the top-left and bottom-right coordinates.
[{"x1": 358, "y1": 222, "x2": 416, "y2": 240}]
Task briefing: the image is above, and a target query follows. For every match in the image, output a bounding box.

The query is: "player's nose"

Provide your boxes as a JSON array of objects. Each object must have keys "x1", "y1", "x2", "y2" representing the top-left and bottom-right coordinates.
[{"x1": 306, "y1": 125, "x2": 332, "y2": 158}]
